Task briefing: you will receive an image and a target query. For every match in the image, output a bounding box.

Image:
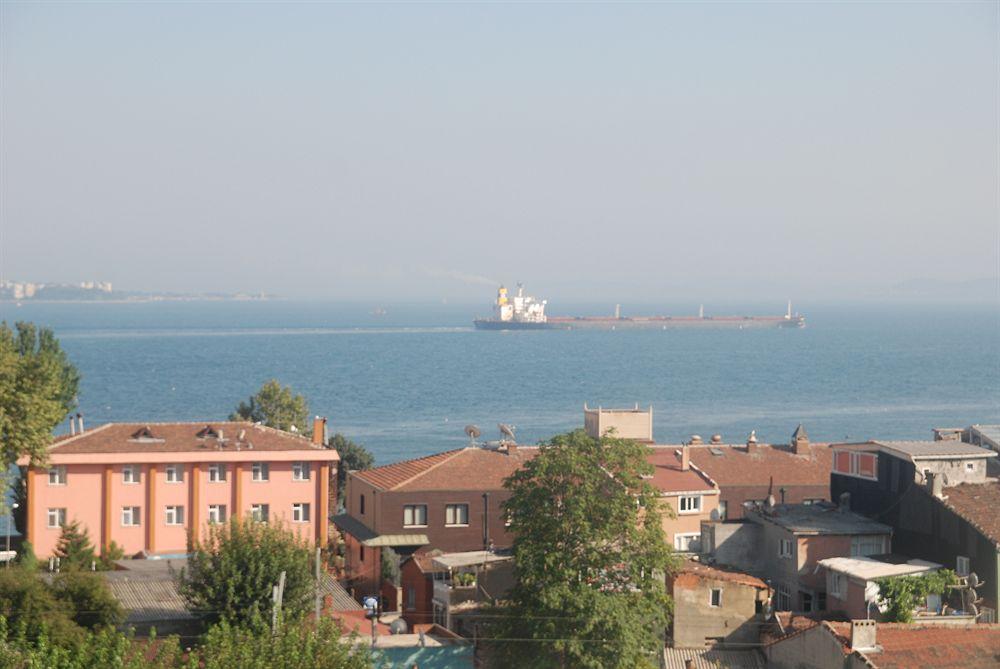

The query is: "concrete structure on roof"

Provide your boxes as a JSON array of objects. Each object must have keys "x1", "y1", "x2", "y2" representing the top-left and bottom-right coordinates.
[
  {"x1": 818, "y1": 556, "x2": 942, "y2": 621},
  {"x1": 20, "y1": 418, "x2": 338, "y2": 557},
  {"x1": 583, "y1": 403, "x2": 654, "y2": 442},
  {"x1": 765, "y1": 617, "x2": 1000, "y2": 669},
  {"x1": 667, "y1": 559, "x2": 769, "y2": 649},
  {"x1": 833, "y1": 440, "x2": 996, "y2": 487}
]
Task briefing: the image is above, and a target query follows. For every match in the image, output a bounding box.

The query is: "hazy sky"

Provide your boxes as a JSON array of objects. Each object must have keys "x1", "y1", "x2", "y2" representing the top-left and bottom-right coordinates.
[{"x1": 1, "y1": 2, "x2": 997, "y2": 302}]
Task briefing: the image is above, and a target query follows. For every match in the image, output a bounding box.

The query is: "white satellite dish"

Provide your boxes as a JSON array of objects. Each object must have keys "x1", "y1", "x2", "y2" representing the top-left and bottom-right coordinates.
[
  {"x1": 465, "y1": 424, "x2": 481, "y2": 445},
  {"x1": 499, "y1": 423, "x2": 516, "y2": 442}
]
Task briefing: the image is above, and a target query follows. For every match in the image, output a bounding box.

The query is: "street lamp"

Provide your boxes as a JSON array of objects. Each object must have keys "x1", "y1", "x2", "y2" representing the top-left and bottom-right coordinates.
[{"x1": 5, "y1": 503, "x2": 18, "y2": 568}]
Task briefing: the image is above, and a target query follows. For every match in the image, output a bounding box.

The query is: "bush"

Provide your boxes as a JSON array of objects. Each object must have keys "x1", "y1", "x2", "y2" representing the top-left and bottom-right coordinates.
[
  {"x1": 0, "y1": 567, "x2": 84, "y2": 646},
  {"x1": 15, "y1": 540, "x2": 37, "y2": 571},
  {"x1": 51, "y1": 570, "x2": 124, "y2": 629}
]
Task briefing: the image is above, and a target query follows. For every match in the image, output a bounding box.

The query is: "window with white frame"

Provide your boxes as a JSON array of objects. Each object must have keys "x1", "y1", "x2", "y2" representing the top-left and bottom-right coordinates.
[
  {"x1": 121, "y1": 506, "x2": 141, "y2": 527},
  {"x1": 833, "y1": 450, "x2": 878, "y2": 480},
  {"x1": 251, "y1": 503, "x2": 270, "y2": 523},
  {"x1": 779, "y1": 538, "x2": 794, "y2": 559},
  {"x1": 46, "y1": 508, "x2": 67, "y2": 529},
  {"x1": 208, "y1": 505, "x2": 226, "y2": 524},
  {"x1": 673, "y1": 533, "x2": 700, "y2": 552},
  {"x1": 165, "y1": 464, "x2": 183, "y2": 483},
  {"x1": 122, "y1": 465, "x2": 140, "y2": 484},
  {"x1": 292, "y1": 503, "x2": 310, "y2": 523},
  {"x1": 828, "y1": 572, "x2": 847, "y2": 599},
  {"x1": 252, "y1": 462, "x2": 269, "y2": 482},
  {"x1": 775, "y1": 586, "x2": 791, "y2": 611},
  {"x1": 678, "y1": 495, "x2": 703, "y2": 514},
  {"x1": 965, "y1": 462, "x2": 976, "y2": 472},
  {"x1": 709, "y1": 588, "x2": 722, "y2": 607},
  {"x1": 850, "y1": 535, "x2": 886, "y2": 557},
  {"x1": 957, "y1": 556, "x2": 970, "y2": 576},
  {"x1": 208, "y1": 464, "x2": 226, "y2": 483},
  {"x1": 165, "y1": 506, "x2": 184, "y2": 526},
  {"x1": 445, "y1": 504, "x2": 469, "y2": 526},
  {"x1": 47, "y1": 466, "x2": 67, "y2": 486},
  {"x1": 403, "y1": 504, "x2": 427, "y2": 527},
  {"x1": 292, "y1": 461, "x2": 311, "y2": 481}
]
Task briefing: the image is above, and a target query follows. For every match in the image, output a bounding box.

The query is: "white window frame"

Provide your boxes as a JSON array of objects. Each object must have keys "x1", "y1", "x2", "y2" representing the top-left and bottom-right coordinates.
[
  {"x1": 850, "y1": 535, "x2": 886, "y2": 557},
  {"x1": 208, "y1": 464, "x2": 226, "y2": 483},
  {"x1": 678, "y1": 495, "x2": 703, "y2": 515},
  {"x1": 834, "y1": 451, "x2": 878, "y2": 481},
  {"x1": 165, "y1": 464, "x2": 183, "y2": 483},
  {"x1": 957, "y1": 556, "x2": 970, "y2": 577},
  {"x1": 292, "y1": 461, "x2": 311, "y2": 481},
  {"x1": 252, "y1": 462, "x2": 270, "y2": 482},
  {"x1": 121, "y1": 506, "x2": 141, "y2": 527},
  {"x1": 122, "y1": 465, "x2": 140, "y2": 485},
  {"x1": 709, "y1": 588, "x2": 723, "y2": 607},
  {"x1": 47, "y1": 508, "x2": 67, "y2": 529},
  {"x1": 829, "y1": 572, "x2": 847, "y2": 599},
  {"x1": 403, "y1": 504, "x2": 428, "y2": 528},
  {"x1": 673, "y1": 532, "x2": 700, "y2": 552},
  {"x1": 445, "y1": 504, "x2": 469, "y2": 527},
  {"x1": 292, "y1": 502, "x2": 311, "y2": 523},
  {"x1": 251, "y1": 503, "x2": 270, "y2": 523},
  {"x1": 965, "y1": 462, "x2": 976, "y2": 472},
  {"x1": 779, "y1": 538, "x2": 794, "y2": 559},
  {"x1": 207, "y1": 504, "x2": 227, "y2": 525},
  {"x1": 165, "y1": 505, "x2": 184, "y2": 526},
  {"x1": 47, "y1": 466, "x2": 67, "y2": 486}
]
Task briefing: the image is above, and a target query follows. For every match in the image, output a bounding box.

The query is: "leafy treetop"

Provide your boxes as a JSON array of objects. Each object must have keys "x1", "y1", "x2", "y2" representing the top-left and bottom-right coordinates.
[
  {"x1": 876, "y1": 569, "x2": 958, "y2": 623},
  {"x1": 230, "y1": 380, "x2": 309, "y2": 434},
  {"x1": 327, "y1": 433, "x2": 374, "y2": 507}
]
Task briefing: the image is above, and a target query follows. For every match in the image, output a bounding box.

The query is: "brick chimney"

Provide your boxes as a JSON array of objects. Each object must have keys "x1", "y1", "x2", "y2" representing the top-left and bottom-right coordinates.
[
  {"x1": 849, "y1": 619, "x2": 877, "y2": 651},
  {"x1": 312, "y1": 416, "x2": 327, "y2": 446},
  {"x1": 679, "y1": 445, "x2": 691, "y2": 471},
  {"x1": 791, "y1": 424, "x2": 810, "y2": 455},
  {"x1": 746, "y1": 430, "x2": 758, "y2": 454}
]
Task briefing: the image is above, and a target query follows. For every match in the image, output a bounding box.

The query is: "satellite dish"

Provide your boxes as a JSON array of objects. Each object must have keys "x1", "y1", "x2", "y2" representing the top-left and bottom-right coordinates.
[
  {"x1": 499, "y1": 423, "x2": 516, "y2": 441},
  {"x1": 465, "y1": 425, "x2": 481, "y2": 443},
  {"x1": 968, "y1": 572, "x2": 980, "y2": 589},
  {"x1": 389, "y1": 618, "x2": 408, "y2": 635}
]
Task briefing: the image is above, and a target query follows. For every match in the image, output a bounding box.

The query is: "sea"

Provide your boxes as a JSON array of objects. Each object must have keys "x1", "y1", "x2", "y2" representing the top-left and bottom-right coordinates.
[{"x1": 3, "y1": 299, "x2": 999, "y2": 465}]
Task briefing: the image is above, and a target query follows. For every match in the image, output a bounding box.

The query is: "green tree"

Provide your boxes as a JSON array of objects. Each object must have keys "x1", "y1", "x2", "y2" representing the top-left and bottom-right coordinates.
[
  {"x1": 230, "y1": 380, "x2": 309, "y2": 433},
  {"x1": 488, "y1": 429, "x2": 675, "y2": 669},
  {"x1": 0, "y1": 322, "x2": 80, "y2": 468},
  {"x1": 51, "y1": 570, "x2": 124, "y2": 629},
  {"x1": 0, "y1": 567, "x2": 84, "y2": 646},
  {"x1": 876, "y1": 569, "x2": 957, "y2": 623},
  {"x1": 54, "y1": 520, "x2": 97, "y2": 570},
  {"x1": 327, "y1": 433, "x2": 374, "y2": 508},
  {"x1": 178, "y1": 518, "x2": 314, "y2": 627},
  {"x1": 197, "y1": 617, "x2": 371, "y2": 669}
]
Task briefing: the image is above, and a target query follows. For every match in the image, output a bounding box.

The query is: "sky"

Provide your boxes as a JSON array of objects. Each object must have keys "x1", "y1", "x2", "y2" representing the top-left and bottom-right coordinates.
[{"x1": 1, "y1": 2, "x2": 997, "y2": 303}]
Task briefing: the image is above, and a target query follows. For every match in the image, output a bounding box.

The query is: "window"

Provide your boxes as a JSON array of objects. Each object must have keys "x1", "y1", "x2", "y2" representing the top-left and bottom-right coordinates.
[
  {"x1": 445, "y1": 504, "x2": 469, "y2": 526},
  {"x1": 403, "y1": 505, "x2": 427, "y2": 527},
  {"x1": 360, "y1": 545, "x2": 365, "y2": 563},
  {"x1": 122, "y1": 465, "x2": 139, "y2": 484},
  {"x1": 775, "y1": 586, "x2": 791, "y2": 611},
  {"x1": 48, "y1": 466, "x2": 67, "y2": 486},
  {"x1": 165, "y1": 506, "x2": 184, "y2": 526},
  {"x1": 801, "y1": 591, "x2": 814, "y2": 612},
  {"x1": 709, "y1": 588, "x2": 722, "y2": 607},
  {"x1": 165, "y1": 464, "x2": 183, "y2": 483},
  {"x1": 673, "y1": 533, "x2": 700, "y2": 552},
  {"x1": 957, "y1": 556, "x2": 970, "y2": 576},
  {"x1": 252, "y1": 462, "x2": 269, "y2": 482},
  {"x1": 208, "y1": 505, "x2": 227, "y2": 524},
  {"x1": 47, "y1": 508, "x2": 67, "y2": 528},
  {"x1": 850, "y1": 535, "x2": 886, "y2": 557},
  {"x1": 251, "y1": 504, "x2": 270, "y2": 522},
  {"x1": 829, "y1": 572, "x2": 847, "y2": 599},
  {"x1": 292, "y1": 503, "x2": 311, "y2": 523},
  {"x1": 803, "y1": 498, "x2": 825, "y2": 505},
  {"x1": 833, "y1": 450, "x2": 878, "y2": 480},
  {"x1": 406, "y1": 586, "x2": 416, "y2": 610},
  {"x1": 678, "y1": 496, "x2": 703, "y2": 514},
  {"x1": 817, "y1": 592, "x2": 827, "y2": 611},
  {"x1": 965, "y1": 462, "x2": 976, "y2": 472},
  {"x1": 208, "y1": 464, "x2": 226, "y2": 483},
  {"x1": 360, "y1": 494, "x2": 365, "y2": 515},
  {"x1": 121, "y1": 506, "x2": 141, "y2": 527},
  {"x1": 292, "y1": 462, "x2": 311, "y2": 481},
  {"x1": 779, "y1": 538, "x2": 794, "y2": 559}
]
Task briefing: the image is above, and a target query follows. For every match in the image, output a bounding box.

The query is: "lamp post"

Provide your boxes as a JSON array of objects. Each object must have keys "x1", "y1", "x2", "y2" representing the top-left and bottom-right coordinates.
[{"x1": 6, "y1": 503, "x2": 18, "y2": 567}]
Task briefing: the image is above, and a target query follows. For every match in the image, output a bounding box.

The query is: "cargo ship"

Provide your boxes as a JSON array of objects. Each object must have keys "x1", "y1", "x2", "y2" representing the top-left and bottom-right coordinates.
[{"x1": 473, "y1": 284, "x2": 805, "y2": 330}]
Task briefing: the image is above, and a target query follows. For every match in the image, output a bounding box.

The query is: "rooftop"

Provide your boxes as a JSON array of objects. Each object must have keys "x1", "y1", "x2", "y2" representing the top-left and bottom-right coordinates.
[
  {"x1": 674, "y1": 559, "x2": 768, "y2": 589},
  {"x1": 430, "y1": 550, "x2": 513, "y2": 571},
  {"x1": 836, "y1": 440, "x2": 997, "y2": 461},
  {"x1": 663, "y1": 442, "x2": 833, "y2": 488},
  {"x1": 353, "y1": 446, "x2": 536, "y2": 492},
  {"x1": 748, "y1": 502, "x2": 892, "y2": 536},
  {"x1": 646, "y1": 450, "x2": 717, "y2": 493},
  {"x1": 937, "y1": 480, "x2": 1000, "y2": 547},
  {"x1": 662, "y1": 648, "x2": 766, "y2": 669},
  {"x1": 818, "y1": 556, "x2": 941, "y2": 581},
  {"x1": 826, "y1": 621, "x2": 1000, "y2": 669}
]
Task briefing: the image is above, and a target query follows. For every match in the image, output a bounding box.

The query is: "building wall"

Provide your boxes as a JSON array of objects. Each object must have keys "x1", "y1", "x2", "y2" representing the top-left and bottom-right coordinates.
[
  {"x1": 765, "y1": 624, "x2": 850, "y2": 669},
  {"x1": 584, "y1": 408, "x2": 653, "y2": 442},
  {"x1": 661, "y1": 492, "x2": 718, "y2": 550},
  {"x1": 668, "y1": 573, "x2": 765, "y2": 648},
  {"x1": 401, "y1": 560, "x2": 436, "y2": 629},
  {"x1": 913, "y1": 457, "x2": 989, "y2": 485},
  {"x1": 701, "y1": 521, "x2": 764, "y2": 574}
]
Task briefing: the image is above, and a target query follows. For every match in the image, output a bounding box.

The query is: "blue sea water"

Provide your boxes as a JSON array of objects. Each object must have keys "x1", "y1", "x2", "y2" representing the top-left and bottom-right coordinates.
[{"x1": 2, "y1": 300, "x2": 998, "y2": 465}]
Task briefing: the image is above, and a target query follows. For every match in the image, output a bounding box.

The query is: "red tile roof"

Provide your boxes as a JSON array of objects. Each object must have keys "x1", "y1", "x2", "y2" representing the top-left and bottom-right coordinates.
[
  {"x1": 825, "y1": 622, "x2": 1000, "y2": 669},
  {"x1": 674, "y1": 559, "x2": 767, "y2": 589},
  {"x1": 353, "y1": 446, "x2": 537, "y2": 492},
  {"x1": 671, "y1": 443, "x2": 833, "y2": 487},
  {"x1": 936, "y1": 481, "x2": 1000, "y2": 547},
  {"x1": 44, "y1": 422, "x2": 328, "y2": 455},
  {"x1": 646, "y1": 450, "x2": 716, "y2": 493}
]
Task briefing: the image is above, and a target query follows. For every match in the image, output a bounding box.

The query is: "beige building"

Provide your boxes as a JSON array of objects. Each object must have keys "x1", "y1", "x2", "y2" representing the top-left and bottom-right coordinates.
[{"x1": 668, "y1": 560, "x2": 769, "y2": 649}]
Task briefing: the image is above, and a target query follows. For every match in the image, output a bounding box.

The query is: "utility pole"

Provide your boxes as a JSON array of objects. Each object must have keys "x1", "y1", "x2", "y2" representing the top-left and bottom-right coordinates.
[{"x1": 272, "y1": 570, "x2": 286, "y2": 634}]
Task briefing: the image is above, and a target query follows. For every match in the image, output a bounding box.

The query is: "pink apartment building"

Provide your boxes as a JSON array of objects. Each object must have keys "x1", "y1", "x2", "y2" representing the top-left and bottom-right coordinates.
[{"x1": 19, "y1": 418, "x2": 339, "y2": 558}]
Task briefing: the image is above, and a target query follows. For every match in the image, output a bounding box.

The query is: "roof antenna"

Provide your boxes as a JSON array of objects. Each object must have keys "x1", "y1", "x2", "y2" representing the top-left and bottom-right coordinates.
[
  {"x1": 465, "y1": 424, "x2": 481, "y2": 447},
  {"x1": 498, "y1": 423, "x2": 516, "y2": 443}
]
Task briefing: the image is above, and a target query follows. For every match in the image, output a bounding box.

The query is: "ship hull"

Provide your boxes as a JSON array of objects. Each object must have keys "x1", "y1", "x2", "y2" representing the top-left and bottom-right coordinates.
[{"x1": 474, "y1": 316, "x2": 805, "y2": 330}]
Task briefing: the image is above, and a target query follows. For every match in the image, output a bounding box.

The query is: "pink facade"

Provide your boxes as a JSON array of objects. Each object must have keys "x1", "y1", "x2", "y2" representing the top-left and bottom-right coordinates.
[{"x1": 21, "y1": 422, "x2": 339, "y2": 558}]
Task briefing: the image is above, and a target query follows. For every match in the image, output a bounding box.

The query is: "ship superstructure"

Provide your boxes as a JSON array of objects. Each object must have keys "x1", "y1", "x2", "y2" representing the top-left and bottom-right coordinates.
[{"x1": 490, "y1": 284, "x2": 548, "y2": 325}]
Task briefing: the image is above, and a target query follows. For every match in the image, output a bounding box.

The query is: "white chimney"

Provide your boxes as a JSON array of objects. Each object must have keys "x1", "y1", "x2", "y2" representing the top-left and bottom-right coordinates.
[
  {"x1": 77, "y1": 414, "x2": 84, "y2": 434},
  {"x1": 69, "y1": 416, "x2": 76, "y2": 436},
  {"x1": 850, "y1": 620, "x2": 877, "y2": 651}
]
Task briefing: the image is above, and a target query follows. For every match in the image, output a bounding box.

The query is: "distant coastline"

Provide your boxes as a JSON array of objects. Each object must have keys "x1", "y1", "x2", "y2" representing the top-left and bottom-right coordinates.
[{"x1": 1, "y1": 294, "x2": 278, "y2": 305}]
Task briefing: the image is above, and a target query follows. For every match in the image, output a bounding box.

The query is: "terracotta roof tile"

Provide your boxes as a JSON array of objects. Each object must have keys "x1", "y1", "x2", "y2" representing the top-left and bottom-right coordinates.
[
  {"x1": 675, "y1": 559, "x2": 767, "y2": 589},
  {"x1": 46, "y1": 422, "x2": 328, "y2": 455},
  {"x1": 670, "y1": 443, "x2": 834, "y2": 487},
  {"x1": 354, "y1": 447, "x2": 538, "y2": 492},
  {"x1": 646, "y1": 450, "x2": 717, "y2": 493},
  {"x1": 937, "y1": 480, "x2": 1000, "y2": 547},
  {"x1": 825, "y1": 622, "x2": 1000, "y2": 668}
]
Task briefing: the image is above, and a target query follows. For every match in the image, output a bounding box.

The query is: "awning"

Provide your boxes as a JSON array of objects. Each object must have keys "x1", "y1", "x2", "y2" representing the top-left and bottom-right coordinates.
[{"x1": 333, "y1": 514, "x2": 429, "y2": 548}]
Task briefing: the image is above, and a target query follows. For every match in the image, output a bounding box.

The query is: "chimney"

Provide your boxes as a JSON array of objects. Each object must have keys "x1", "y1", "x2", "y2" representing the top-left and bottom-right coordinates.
[
  {"x1": 710, "y1": 434, "x2": 722, "y2": 444},
  {"x1": 689, "y1": 434, "x2": 703, "y2": 445},
  {"x1": 838, "y1": 492, "x2": 851, "y2": 513},
  {"x1": 849, "y1": 619, "x2": 877, "y2": 651},
  {"x1": 77, "y1": 413, "x2": 84, "y2": 434},
  {"x1": 746, "y1": 430, "x2": 758, "y2": 454},
  {"x1": 506, "y1": 442, "x2": 518, "y2": 455},
  {"x1": 791, "y1": 424, "x2": 810, "y2": 455},
  {"x1": 680, "y1": 445, "x2": 691, "y2": 471},
  {"x1": 927, "y1": 472, "x2": 944, "y2": 499},
  {"x1": 69, "y1": 416, "x2": 76, "y2": 436},
  {"x1": 312, "y1": 416, "x2": 327, "y2": 446}
]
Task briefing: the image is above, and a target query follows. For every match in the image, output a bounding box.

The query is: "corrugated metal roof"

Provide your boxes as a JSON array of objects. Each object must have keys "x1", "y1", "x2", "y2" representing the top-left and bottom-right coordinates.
[
  {"x1": 872, "y1": 440, "x2": 996, "y2": 459},
  {"x1": 105, "y1": 579, "x2": 195, "y2": 623},
  {"x1": 321, "y1": 574, "x2": 362, "y2": 611},
  {"x1": 663, "y1": 648, "x2": 766, "y2": 669}
]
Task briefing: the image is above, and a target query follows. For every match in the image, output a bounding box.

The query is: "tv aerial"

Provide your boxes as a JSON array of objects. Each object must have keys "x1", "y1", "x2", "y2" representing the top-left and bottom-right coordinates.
[
  {"x1": 498, "y1": 423, "x2": 516, "y2": 443},
  {"x1": 465, "y1": 424, "x2": 482, "y2": 446}
]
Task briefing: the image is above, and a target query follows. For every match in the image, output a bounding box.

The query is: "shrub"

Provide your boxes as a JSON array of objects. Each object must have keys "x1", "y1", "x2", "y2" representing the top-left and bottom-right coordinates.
[
  {"x1": 51, "y1": 570, "x2": 124, "y2": 629},
  {"x1": 54, "y1": 520, "x2": 98, "y2": 570}
]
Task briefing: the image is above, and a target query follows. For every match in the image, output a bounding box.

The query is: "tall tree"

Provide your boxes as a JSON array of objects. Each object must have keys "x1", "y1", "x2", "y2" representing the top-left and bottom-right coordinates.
[
  {"x1": 488, "y1": 430, "x2": 675, "y2": 669},
  {"x1": 54, "y1": 520, "x2": 97, "y2": 570},
  {"x1": 0, "y1": 322, "x2": 80, "y2": 467},
  {"x1": 327, "y1": 433, "x2": 374, "y2": 508},
  {"x1": 178, "y1": 518, "x2": 314, "y2": 627},
  {"x1": 230, "y1": 380, "x2": 309, "y2": 433}
]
